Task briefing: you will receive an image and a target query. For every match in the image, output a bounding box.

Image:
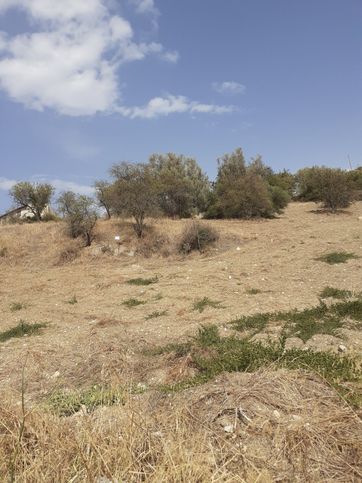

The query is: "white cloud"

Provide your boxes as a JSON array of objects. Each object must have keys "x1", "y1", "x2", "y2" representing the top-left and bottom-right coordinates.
[
  {"x1": 118, "y1": 94, "x2": 234, "y2": 119},
  {"x1": 0, "y1": 1, "x2": 234, "y2": 118},
  {"x1": 131, "y1": 0, "x2": 159, "y2": 15},
  {"x1": 0, "y1": 176, "x2": 93, "y2": 195},
  {"x1": 0, "y1": 0, "x2": 177, "y2": 115},
  {"x1": 0, "y1": 176, "x2": 16, "y2": 190},
  {"x1": 0, "y1": 31, "x2": 7, "y2": 51},
  {"x1": 161, "y1": 50, "x2": 179, "y2": 63},
  {"x1": 129, "y1": 0, "x2": 160, "y2": 32},
  {"x1": 0, "y1": 0, "x2": 105, "y2": 21},
  {"x1": 213, "y1": 81, "x2": 246, "y2": 95}
]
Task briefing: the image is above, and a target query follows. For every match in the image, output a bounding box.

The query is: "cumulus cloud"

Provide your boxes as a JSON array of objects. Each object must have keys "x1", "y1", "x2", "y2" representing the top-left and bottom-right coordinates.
[
  {"x1": 131, "y1": 0, "x2": 159, "y2": 15},
  {"x1": 0, "y1": 0, "x2": 234, "y2": 118},
  {"x1": 118, "y1": 94, "x2": 234, "y2": 119},
  {"x1": 0, "y1": 176, "x2": 93, "y2": 195},
  {"x1": 0, "y1": 0, "x2": 178, "y2": 115},
  {"x1": 0, "y1": 0, "x2": 105, "y2": 21},
  {"x1": 129, "y1": 0, "x2": 160, "y2": 30},
  {"x1": 213, "y1": 81, "x2": 246, "y2": 95}
]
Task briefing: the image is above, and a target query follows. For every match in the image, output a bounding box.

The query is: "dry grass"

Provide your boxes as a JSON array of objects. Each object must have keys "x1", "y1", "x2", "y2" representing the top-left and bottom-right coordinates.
[
  {"x1": 0, "y1": 203, "x2": 362, "y2": 480},
  {"x1": 0, "y1": 369, "x2": 361, "y2": 482}
]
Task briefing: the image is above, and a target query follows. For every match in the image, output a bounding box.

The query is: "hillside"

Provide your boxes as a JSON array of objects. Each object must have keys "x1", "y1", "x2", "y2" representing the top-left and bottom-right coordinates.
[{"x1": 0, "y1": 202, "x2": 362, "y2": 481}]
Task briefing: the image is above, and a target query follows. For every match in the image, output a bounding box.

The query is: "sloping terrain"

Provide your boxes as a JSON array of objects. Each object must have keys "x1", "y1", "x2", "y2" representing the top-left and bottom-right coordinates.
[{"x1": 0, "y1": 202, "x2": 361, "y2": 481}]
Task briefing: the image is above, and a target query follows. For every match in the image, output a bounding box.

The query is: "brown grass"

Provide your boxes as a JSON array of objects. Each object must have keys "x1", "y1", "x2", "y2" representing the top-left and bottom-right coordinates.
[
  {"x1": 0, "y1": 369, "x2": 361, "y2": 482},
  {"x1": 0, "y1": 203, "x2": 362, "y2": 480}
]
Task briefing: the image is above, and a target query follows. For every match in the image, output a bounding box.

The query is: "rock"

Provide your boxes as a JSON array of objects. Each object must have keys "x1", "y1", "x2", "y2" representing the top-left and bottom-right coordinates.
[
  {"x1": 236, "y1": 247, "x2": 241, "y2": 251},
  {"x1": 338, "y1": 344, "x2": 347, "y2": 353},
  {"x1": 223, "y1": 425, "x2": 234, "y2": 433}
]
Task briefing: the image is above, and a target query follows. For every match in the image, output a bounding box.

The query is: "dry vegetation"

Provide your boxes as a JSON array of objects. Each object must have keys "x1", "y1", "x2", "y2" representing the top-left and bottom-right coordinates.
[{"x1": 1, "y1": 202, "x2": 362, "y2": 481}]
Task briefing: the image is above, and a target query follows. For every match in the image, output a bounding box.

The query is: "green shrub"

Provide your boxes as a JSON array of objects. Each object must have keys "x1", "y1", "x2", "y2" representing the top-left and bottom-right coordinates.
[
  {"x1": 155, "y1": 326, "x2": 360, "y2": 403},
  {"x1": 319, "y1": 287, "x2": 353, "y2": 300},
  {"x1": 126, "y1": 276, "x2": 158, "y2": 286},
  {"x1": 316, "y1": 251, "x2": 359, "y2": 264},
  {"x1": 205, "y1": 149, "x2": 290, "y2": 219},
  {"x1": 192, "y1": 297, "x2": 224, "y2": 313},
  {"x1": 232, "y1": 299, "x2": 362, "y2": 342},
  {"x1": 123, "y1": 298, "x2": 146, "y2": 308},
  {"x1": 10, "y1": 302, "x2": 26, "y2": 312},
  {"x1": 296, "y1": 167, "x2": 354, "y2": 211},
  {"x1": 0, "y1": 321, "x2": 46, "y2": 342},
  {"x1": 47, "y1": 385, "x2": 124, "y2": 416},
  {"x1": 245, "y1": 288, "x2": 262, "y2": 295},
  {"x1": 270, "y1": 185, "x2": 290, "y2": 213}
]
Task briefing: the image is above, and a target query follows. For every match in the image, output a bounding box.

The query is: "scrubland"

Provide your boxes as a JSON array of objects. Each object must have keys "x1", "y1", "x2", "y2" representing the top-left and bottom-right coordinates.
[{"x1": 0, "y1": 202, "x2": 361, "y2": 482}]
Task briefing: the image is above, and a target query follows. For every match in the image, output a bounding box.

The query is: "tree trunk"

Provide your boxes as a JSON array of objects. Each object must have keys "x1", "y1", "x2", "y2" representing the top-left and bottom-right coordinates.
[{"x1": 85, "y1": 232, "x2": 92, "y2": 247}]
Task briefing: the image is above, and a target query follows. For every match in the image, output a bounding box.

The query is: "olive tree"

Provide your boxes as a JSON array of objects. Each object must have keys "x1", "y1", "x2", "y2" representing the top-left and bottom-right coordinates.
[
  {"x1": 9, "y1": 182, "x2": 54, "y2": 221},
  {"x1": 58, "y1": 192, "x2": 98, "y2": 246},
  {"x1": 206, "y1": 148, "x2": 290, "y2": 219},
  {"x1": 94, "y1": 180, "x2": 115, "y2": 219},
  {"x1": 110, "y1": 162, "x2": 159, "y2": 238},
  {"x1": 148, "y1": 153, "x2": 210, "y2": 218},
  {"x1": 296, "y1": 167, "x2": 354, "y2": 211}
]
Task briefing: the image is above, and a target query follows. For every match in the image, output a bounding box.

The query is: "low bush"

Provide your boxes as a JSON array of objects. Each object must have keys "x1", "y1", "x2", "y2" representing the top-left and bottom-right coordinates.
[
  {"x1": 319, "y1": 286, "x2": 353, "y2": 300},
  {"x1": 0, "y1": 321, "x2": 46, "y2": 342},
  {"x1": 66, "y1": 295, "x2": 77, "y2": 305},
  {"x1": 9, "y1": 302, "x2": 26, "y2": 312},
  {"x1": 296, "y1": 167, "x2": 355, "y2": 211},
  {"x1": 153, "y1": 326, "x2": 360, "y2": 403},
  {"x1": 231, "y1": 299, "x2": 362, "y2": 341},
  {"x1": 178, "y1": 221, "x2": 218, "y2": 254},
  {"x1": 192, "y1": 297, "x2": 224, "y2": 313},
  {"x1": 57, "y1": 242, "x2": 81, "y2": 265},
  {"x1": 316, "y1": 251, "x2": 359, "y2": 264},
  {"x1": 47, "y1": 385, "x2": 124, "y2": 416},
  {"x1": 42, "y1": 212, "x2": 61, "y2": 222},
  {"x1": 136, "y1": 228, "x2": 170, "y2": 257},
  {"x1": 123, "y1": 298, "x2": 146, "y2": 308},
  {"x1": 126, "y1": 276, "x2": 158, "y2": 286}
]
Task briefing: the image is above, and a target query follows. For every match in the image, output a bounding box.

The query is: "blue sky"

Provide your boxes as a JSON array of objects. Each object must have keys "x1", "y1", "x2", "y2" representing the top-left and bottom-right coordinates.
[{"x1": 0, "y1": 0, "x2": 361, "y2": 212}]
